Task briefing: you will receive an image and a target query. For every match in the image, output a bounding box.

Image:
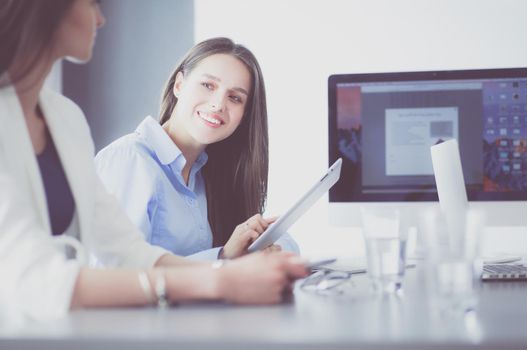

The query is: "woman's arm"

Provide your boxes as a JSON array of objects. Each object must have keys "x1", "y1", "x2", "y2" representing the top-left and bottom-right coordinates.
[
  {"x1": 69, "y1": 265, "x2": 216, "y2": 308},
  {"x1": 0, "y1": 174, "x2": 80, "y2": 319},
  {"x1": 71, "y1": 252, "x2": 308, "y2": 308},
  {"x1": 154, "y1": 252, "x2": 201, "y2": 267},
  {"x1": 70, "y1": 268, "x2": 156, "y2": 308}
]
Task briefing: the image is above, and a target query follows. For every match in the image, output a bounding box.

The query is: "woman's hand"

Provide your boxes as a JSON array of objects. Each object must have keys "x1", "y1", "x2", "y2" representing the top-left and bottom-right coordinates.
[
  {"x1": 221, "y1": 214, "x2": 278, "y2": 259},
  {"x1": 215, "y1": 252, "x2": 309, "y2": 304},
  {"x1": 262, "y1": 244, "x2": 282, "y2": 253}
]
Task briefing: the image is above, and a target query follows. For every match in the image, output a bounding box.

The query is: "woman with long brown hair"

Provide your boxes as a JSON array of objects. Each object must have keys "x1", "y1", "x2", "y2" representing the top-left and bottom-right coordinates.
[
  {"x1": 0, "y1": 0, "x2": 307, "y2": 320},
  {"x1": 95, "y1": 38, "x2": 298, "y2": 260}
]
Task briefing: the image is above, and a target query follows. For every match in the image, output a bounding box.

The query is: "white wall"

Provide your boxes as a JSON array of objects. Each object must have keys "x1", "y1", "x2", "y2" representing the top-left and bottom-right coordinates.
[{"x1": 195, "y1": 0, "x2": 527, "y2": 258}]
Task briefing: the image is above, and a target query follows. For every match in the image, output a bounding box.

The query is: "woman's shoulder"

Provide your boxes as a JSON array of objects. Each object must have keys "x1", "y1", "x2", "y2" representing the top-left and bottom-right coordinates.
[
  {"x1": 41, "y1": 88, "x2": 89, "y2": 133},
  {"x1": 95, "y1": 133, "x2": 161, "y2": 194},
  {"x1": 95, "y1": 132, "x2": 158, "y2": 170},
  {"x1": 42, "y1": 88, "x2": 84, "y2": 117}
]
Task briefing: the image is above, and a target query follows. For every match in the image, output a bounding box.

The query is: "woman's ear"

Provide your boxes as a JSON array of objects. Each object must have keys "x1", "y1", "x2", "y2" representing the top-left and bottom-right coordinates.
[{"x1": 173, "y1": 71, "x2": 185, "y2": 98}]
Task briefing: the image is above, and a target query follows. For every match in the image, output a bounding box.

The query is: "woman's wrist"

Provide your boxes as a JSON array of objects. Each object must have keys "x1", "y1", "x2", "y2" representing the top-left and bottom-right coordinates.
[
  {"x1": 210, "y1": 260, "x2": 227, "y2": 300},
  {"x1": 163, "y1": 263, "x2": 226, "y2": 302}
]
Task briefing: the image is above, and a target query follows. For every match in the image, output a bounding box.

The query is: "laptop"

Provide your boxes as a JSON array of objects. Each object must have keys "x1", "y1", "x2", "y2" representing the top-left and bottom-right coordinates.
[
  {"x1": 247, "y1": 158, "x2": 342, "y2": 252},
  {"x1": 431, "y1": 139, "x2": 527, "y2": 281},
  {"x1": 482, "y1": 263, "x2": 527, "y2": 281}
]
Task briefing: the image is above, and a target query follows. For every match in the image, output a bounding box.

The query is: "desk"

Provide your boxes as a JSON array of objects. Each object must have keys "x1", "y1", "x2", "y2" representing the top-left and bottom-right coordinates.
[{"x1": 1, "y1": 267, "x2": 526, "y2": 350}]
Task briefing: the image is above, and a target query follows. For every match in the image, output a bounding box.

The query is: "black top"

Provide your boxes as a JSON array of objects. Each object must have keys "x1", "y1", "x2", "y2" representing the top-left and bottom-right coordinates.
[{"x1": 36, "y1": 129, "x2": 75, "y2": 235}]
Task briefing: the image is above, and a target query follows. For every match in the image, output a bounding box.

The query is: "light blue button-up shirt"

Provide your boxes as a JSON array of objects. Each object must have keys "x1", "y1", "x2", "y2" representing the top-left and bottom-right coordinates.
[{"x1": 95, "y1": 116, "x2": 298, "y2": 260}]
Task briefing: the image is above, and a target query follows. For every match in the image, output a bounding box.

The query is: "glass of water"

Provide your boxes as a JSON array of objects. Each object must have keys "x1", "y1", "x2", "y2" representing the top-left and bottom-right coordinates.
[
  {"x1": 360, "y1": 206, "x2": 407, "y2": 295},
  {"x1": 419, "y1": 206, "x2": 484, "y2": 315}
]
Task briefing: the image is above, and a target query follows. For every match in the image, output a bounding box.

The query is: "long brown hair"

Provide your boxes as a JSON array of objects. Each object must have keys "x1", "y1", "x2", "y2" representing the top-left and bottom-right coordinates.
[
  {"x1": 0, "y1": 0, "x2": 75, "y2": 88},
  {"x1": 159, "y1": 37, "x2": 269, "y2": 247}
]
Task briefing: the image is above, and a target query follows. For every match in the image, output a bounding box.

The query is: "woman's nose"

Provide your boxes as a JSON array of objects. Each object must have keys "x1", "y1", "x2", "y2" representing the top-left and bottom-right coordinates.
[
  {"x1": 210, "y1": 94, "x2": 225, "y2": 111},
  {"x1": 96, "y1": 6, "x2": 106, "y2": 28}
]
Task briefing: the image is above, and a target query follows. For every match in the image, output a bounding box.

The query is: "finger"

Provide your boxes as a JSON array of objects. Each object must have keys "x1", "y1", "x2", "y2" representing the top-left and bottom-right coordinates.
[
  {"x1": 251, "y1": 220, "x2": 265, "y2": 234},
  {"x1": 228, "y1": 231, "x2": 259, "y2": 257},
  {"x1": 247, "y1": 216, "x2": 266, "y2": 233},
  {"x1": 248, "y1": 213, "x2": 263, "y2": 224},
  {"x1": 263, "y1": 245, "x2": 276, "y2": 253},
  {"x1": 262, "y1": 245, "x2": 278, "y2": 254},
  {"x1": 232, "y1": 230, "x2": 259, "y2": 251},
  {"x1": 275, "y1": 251, "x2": 297, "y2": 258},
  {"x1": 240, "y1": 214, "x2": 260, "y2": 228},
  {"x1": 243, "y1": 221, "x2": 250, "y2": 231},
  {"x1": 245, "y1": 229, "x2": 260, "y2": 243},
  {"x1": 246, "y1": 213, "x2": 268, "y2": 230},
  {"x1": 235, "y1": 222, "x2": 248, "y2": 235},
  {"x1": 255, "y1": 214, "x2": 270, "y2": 229},
  {"x1": 262, "y1": 244, "x2": 279, "y2": 254},
  {"x1": 265, "y1": 215, "x2": 279, "y2": 225},
  {"x1": 283, "y1": 281, "x2": 294, "y2": 295},
  {"x1": 283, "y1": 258, "x2": 310, "y2": 278},
  {"x1": 239, "y1": 222, "x2": 260, "y2": 237},
  {"x1": 262, "y1": 246, "x2": 272, "y2": 254}
]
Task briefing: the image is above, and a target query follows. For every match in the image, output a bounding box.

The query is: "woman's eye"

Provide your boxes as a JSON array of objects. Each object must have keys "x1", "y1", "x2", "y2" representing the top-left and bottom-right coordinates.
[
  {"x1": 201, "y1": 82, "x2": 214, "y2": 90},
  {"x1": 230, "y1": 95, "x2": 242, "y2": 104}
]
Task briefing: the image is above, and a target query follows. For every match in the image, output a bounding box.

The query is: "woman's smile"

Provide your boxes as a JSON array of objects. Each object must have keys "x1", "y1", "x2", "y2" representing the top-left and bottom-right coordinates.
[{"x1": 197, "y1": 111, "x2": 224, "y2": 128}]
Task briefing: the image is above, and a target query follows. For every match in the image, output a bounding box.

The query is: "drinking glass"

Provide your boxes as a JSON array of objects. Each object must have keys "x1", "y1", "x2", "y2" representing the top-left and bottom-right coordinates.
[
  {"x1": 360, "y1": 206, "x2": 408, "y2": 295},
  {"x1": 419, "y1": 206, "x2": 484, "y2": 315}
]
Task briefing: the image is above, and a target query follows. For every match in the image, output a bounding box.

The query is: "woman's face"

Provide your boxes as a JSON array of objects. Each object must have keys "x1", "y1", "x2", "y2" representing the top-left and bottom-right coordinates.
[
  {"x1": 172, "y1": 53, "x2": 252, "y2": 147},
  {"x1": 52, "y1": 0, "x2": 105, "y2": 62}
]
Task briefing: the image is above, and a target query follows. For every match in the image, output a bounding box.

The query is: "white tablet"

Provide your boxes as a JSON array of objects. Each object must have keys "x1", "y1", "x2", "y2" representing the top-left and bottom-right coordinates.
[{"x1": 248, "y1": 158, "x2": 342, "y2": 252}]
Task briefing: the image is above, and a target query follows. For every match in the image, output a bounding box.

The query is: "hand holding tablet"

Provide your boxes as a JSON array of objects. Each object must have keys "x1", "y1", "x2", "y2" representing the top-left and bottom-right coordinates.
[{"x1": 248, "y1": 158, "x2": 342, "y2": 252}]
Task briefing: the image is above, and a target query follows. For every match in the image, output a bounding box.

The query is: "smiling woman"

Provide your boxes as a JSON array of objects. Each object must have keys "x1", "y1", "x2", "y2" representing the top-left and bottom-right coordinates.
[
  {"x1": 95, "y1": 38, "x2": 299, "y2": 260},
  {"x1": 169, "y1": 53, "x2": 251, "y2": 146}
]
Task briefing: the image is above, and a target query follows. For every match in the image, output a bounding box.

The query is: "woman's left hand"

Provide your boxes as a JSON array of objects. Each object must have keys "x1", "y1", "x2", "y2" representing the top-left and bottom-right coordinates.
[
  {"x1": 221, "y1": 214, "x2": 278, "y2": 259},
  {"x1": 262, "y1": 244, "x2": 282, "y2": 254}
]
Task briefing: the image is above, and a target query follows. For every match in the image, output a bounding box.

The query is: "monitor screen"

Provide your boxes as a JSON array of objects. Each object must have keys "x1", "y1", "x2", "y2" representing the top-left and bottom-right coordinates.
[{"x1": 328, "y1": 68, "x2": 527, "y2": 205}]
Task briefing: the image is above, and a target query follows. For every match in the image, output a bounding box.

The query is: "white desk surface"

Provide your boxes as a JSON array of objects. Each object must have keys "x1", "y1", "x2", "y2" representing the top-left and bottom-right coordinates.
[{"x1": 1, "y1": 266, "x2": 526, "y2": 350}]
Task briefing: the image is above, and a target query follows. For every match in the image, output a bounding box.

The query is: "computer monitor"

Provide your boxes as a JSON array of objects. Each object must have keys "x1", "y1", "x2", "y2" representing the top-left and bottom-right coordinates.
[{"x1": 328, "y1": 67, "x2": 527, "y2": 227}]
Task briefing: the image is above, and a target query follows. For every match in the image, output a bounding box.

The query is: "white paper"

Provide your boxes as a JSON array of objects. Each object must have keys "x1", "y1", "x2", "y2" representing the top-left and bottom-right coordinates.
[{"x1": 430, "y1": 139, "x2": 468, "y2": 254}]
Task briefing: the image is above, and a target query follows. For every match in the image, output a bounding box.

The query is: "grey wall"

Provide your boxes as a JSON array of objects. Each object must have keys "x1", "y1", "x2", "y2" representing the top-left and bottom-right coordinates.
[{"x1": 63, "y1": 0, "x2": 194, "y2": 151}]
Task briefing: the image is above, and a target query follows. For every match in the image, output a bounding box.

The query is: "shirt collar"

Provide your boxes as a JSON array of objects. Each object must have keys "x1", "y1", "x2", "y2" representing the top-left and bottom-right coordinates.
[{"x1": 135, "y1": 116, "x2": 208, "y2": 169}]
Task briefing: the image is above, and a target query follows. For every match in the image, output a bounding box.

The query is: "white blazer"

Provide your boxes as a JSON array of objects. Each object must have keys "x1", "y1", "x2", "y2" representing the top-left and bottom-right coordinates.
[{"x1": 0, "y1": 85, "x2": 168, "y2": 319}]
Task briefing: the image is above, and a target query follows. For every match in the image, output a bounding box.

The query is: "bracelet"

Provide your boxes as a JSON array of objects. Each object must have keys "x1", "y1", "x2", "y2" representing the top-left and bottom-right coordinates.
[
  {"x1": 137, "y1": 271, "x2": 155, "y2": 305},
  {"x1": 155, "y1": 270, "x2": 169, "y2": 310}
]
